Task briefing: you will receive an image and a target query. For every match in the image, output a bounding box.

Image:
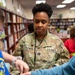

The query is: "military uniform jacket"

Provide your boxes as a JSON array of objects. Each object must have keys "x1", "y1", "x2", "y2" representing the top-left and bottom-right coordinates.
[{"x1": 13, "y1": 31, "x2": 69, "y2": 70}]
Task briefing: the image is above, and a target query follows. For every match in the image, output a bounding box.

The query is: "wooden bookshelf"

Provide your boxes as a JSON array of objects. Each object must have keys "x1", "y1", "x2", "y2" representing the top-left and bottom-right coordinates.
[
  {"x1": 27, "y1": 18, "x2": 75, "y2": 30},
  {"x1": 50, "y1": 18, "x2": 75, "y2": 30},
  {"x1": 0, "y1": 7, "x2": 28, "y2": 54}
]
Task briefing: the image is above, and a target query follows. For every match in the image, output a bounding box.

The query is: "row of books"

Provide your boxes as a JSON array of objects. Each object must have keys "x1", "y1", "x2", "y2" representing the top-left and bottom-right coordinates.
[
  {"x1": 8, "y1": 24, "x2": 26, "y2": 35},
  {"x1": 51, "y1": 22, "x2": 74, "y2": 26},
  {"x1": 6, "y1": 12, "x2": 27, "y2": 23}
]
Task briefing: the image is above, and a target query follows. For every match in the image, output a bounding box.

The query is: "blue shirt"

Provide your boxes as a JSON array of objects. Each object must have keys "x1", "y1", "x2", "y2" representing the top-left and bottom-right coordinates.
[
  {"x1": 31, "y1": 56, "x2": 75, "y2": 75},
  {"x1": 0, "y1": 50, "x2": 10, "y2": 75}
]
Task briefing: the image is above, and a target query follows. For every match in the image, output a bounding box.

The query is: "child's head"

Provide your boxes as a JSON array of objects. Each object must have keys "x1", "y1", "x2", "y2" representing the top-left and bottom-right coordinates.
[{"x1": 70, "y1": 26, "x2": 75, "y2": 38}]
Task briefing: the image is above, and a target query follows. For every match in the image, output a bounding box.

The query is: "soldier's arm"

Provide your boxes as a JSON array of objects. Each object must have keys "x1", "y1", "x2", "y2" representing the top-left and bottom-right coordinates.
[{"x1": 55, "y1": 39, "x2": 70, "y2": 65}]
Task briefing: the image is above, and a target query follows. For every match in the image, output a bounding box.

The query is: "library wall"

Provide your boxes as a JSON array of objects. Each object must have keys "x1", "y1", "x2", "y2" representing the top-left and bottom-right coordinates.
[
  {"x1": 1, "y1": 0, "x2": 75, "y2": 19},
  {"x1": 24, "y1": 9, "x2": 33, "y2": 19},
  {"x1": 51, "y1": 9, "x2": 75, "y2": 19},
  {"x1": 24, "y1": 8, "x2": 75, "y2": 19},
  {"x1": 6, "y1": 0, "x2": 26, "y2": 17},
  {"x1": 6, "y1": 0, "x2": 14, "y2": 11}
]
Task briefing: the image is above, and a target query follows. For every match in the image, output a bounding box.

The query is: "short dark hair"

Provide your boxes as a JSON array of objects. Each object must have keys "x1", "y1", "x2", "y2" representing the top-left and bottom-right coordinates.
[
  {"x1": 28, "y1": 23, "x2": 34, "y2": 33},
  {"x1": 32, "y1": 3, "x2": 53, "y2": 18},
  {"x1": 70, "y1": 26, "x2": 75, "y2": 38},
  {"x1": 0, "y1": 8, "x2": 4, "y2": 22}
]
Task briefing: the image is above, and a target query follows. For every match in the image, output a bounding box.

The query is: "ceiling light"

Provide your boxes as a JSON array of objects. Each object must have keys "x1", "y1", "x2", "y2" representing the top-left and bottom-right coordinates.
[
  {"x1": 62, "y1": 0, "x2": 74, "y2": 4},
  {"x1": 36, "y1": 0, "x2": 46, "y2": 4},
  {"x1": 56, "y1": 5, "x2": 66, "y2": 8},
  {"x1": 70, "y1": 7, "x2": 75, "y2": 10}
]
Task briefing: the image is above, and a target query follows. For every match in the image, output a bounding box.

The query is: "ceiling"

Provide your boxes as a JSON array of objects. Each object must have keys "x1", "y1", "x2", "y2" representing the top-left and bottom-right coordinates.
[{"x1": 17, "y1": 0, "x2": 75, "y2": 10}]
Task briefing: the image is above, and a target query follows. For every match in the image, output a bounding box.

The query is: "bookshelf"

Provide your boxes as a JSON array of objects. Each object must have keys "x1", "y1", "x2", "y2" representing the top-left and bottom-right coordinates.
[
  {"x1": 50, "y1": 18, "x2": 75, "y2": 30},
  {"x1": 0, "y1": 7, "x2": 28, "y2": 54},
  {"x1": 27, "y1": 18, "x2": 75, "y2": 30}
]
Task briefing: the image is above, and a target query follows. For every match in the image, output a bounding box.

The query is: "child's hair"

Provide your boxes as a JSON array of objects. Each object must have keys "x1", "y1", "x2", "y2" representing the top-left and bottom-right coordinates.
[
  {"x1": 28, "y1": 23, "x2": 34, "y2": 33},
  {"x1": 0, "y1": 8, "x2": 4, "y2": 22},
  {"x1": 70, "y1": 26, "x2": 75, "y2": 38}
]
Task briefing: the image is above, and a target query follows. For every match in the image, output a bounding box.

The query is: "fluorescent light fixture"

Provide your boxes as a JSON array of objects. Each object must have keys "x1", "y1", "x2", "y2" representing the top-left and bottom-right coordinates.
[
  {"x1": 70, "y1": 7, "x2": 75, "y2": 10},
  {"x1": 56, "y1": 5, "x2": 66, "y2": 8},
  {"x1": 36, "y1": 0, "x2": 46, "y2": 4},
  {"x1": 62, "y1": 0, "x2": 74, "y2": 4}
]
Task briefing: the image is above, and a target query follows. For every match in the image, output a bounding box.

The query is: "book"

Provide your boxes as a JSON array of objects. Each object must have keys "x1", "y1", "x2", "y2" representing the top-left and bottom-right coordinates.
[
  {"x1": 6, "y1": 12, "x2": 11, "y2": 22},
  {"x1": 13, "y1": 15, "x2": 16, "y2": 23},
  {"x1": 9, "y1": 35, "x2": 14, "y2": 48},
  {"x1": 4, "y1": 40, "x2": 8, "y2": 51},
  {"x1": 8, "y1": 25, "x2": 11, "y2": 35}
]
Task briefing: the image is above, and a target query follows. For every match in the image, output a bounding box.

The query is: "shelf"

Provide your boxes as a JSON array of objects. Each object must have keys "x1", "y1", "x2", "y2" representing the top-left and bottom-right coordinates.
[
  {"x1": 1, "y1": 7, "x2": 28, "y2": 54},
  {"x1": 50, "y1": 18, "x2": 75, "y2": 30}
]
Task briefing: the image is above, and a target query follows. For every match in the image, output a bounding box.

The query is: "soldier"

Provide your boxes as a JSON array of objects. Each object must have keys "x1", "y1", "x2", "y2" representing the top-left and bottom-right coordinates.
[{"x1": 12, "y1": 3, "x2": 69, "y2": 73}]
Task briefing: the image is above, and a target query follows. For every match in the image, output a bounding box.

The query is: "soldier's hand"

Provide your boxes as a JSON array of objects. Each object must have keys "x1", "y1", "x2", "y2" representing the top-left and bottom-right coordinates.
[
  {"x1": 15, "y1": 59, "x2": 29, "y2": 73},
  {"x1": 20, "y1": 72, "x2": 31, "y2": 75}
]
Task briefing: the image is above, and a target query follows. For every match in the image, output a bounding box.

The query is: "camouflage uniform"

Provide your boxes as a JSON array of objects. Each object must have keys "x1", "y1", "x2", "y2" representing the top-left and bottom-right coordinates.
[{"x1": 10, "y1": 31, "x2": 69, "y2": 75}]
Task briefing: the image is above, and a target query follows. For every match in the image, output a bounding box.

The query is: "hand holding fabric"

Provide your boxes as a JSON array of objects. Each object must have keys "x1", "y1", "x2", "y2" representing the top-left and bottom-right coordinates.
[{"x1": 15, "y1": 59, "x2": 29, "y2": 74}]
